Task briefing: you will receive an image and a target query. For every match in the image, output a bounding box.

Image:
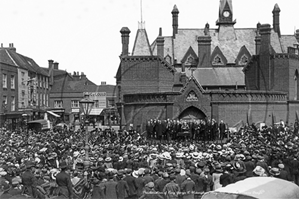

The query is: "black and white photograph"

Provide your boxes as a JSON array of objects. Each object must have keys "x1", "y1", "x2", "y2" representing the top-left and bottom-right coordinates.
[{"x1": 0, "y1": 0, "x2": 299, "y2": 198}]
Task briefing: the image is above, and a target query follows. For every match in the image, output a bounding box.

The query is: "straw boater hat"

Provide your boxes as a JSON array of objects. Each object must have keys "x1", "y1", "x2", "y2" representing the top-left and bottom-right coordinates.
[
  {"x1": 0, "y1": 168, "x2": 7, "y2": 176},
  {"x1": 176, "y1": 152, "x2": 184, "y2": 158},
  {"x1": 233, "y1": 161, "x2": 246, "y2": 174},
  {"x1": 105, "y1": 157, "x2": 112, "y2": 162},
  {"x1": 253, "y1": 166, "x2": 265, "y2": 176},
  {"x1": 269, "y1": 167, "x2": 281, "y2": 176},
  {"x1": 132, "y1": 170, "x2": 139, "y2": 178}
]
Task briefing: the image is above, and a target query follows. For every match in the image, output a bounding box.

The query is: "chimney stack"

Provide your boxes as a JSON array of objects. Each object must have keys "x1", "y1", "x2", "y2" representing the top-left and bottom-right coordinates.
[
  {"x1": 120, "y1": 27, "x2": 131, "y2": 57},
  {"x1": 9, "y1": 43, "x2": 16, "y2": 51},
  {"x1": 197, "y1": 35, "x2": 212, "y2": 67},
  {"x1": 255, "y1": 35, "x2": 261, "y2": 55},
  {"x1": 48, "y1": 60, "x2": 54, "y2": 69},
  {"x1": 101, "y1": 81, "x2": 106, "y2": 85},
  {"x1": 272, "y1": 4, "x2": 281, "y2": 37},
  {"x1": 259, "y1": 24, "x2": 272, "y2": 91},
  {"x1": 260, "y1": 24, "x2": 272, "y2": 54},
  {"x1": 295, "y1": 29, "x2": 299, "y2": 42},
  {"x1": 80, "y1": 72, "x2": 86, "y2": 79},
  {"x1": 172, "y1": 5, "x2": 179, "y2": 38},
  {"x1": 53, "y1": 62, "x2": 59, "y2": 70},
  {"x1": 156, "y1": 27, "x2": 165, "y2": 58}
]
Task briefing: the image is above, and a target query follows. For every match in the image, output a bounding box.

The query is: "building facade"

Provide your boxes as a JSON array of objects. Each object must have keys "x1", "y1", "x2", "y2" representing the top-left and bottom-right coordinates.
[
  {"x1": 116, "y1": 0, "x2": 299, "y2": 130},
  {"x1": 48, "y1": 64, "x2": 118, "y2": 127},
  {"x1": 0, "y1": 44, "x2": 51, "y2": 129}
]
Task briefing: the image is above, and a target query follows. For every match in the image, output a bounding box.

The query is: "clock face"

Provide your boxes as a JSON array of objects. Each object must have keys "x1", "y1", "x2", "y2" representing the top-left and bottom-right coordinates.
[{"x1": 223, "y1": 11, "x2": 230, "y2": 17}]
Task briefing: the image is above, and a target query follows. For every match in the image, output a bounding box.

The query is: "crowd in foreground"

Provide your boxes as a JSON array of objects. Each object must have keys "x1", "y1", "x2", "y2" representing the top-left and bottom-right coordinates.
[{"x1": 0, "y1": 119, "x2": 298, "y2": 199}]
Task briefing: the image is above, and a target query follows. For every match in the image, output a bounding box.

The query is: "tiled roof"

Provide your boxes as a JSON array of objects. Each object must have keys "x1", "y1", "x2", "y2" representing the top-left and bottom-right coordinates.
[
  {"x1": 0, "y1": 48, "x2": 48, "y2": 76},
  {"x1": 151, "y1": 36, "x2": 174, "y2": 59},
  {"x1": 51, "y1": 78, "x2": 96, "y2": 93},
  {"x1": 181, "y1": 28, "x2": 282, "y2": 64},
  {"x1": 51, "y1": 78, "x2": 116, "y2": 95},
  {"x1": 279, "y1": 35, "x2": 298, "y2": 53},
  {"x1": 0, "y1": 49, "x2": 18, "y2": 67},
  {"x1": 132, "y1": 29, "x2": 152, "y2": 56},
  {"x1": 192, "y1": 67, "x2": 245, "y2": 86},
  {"x1": 153, "y1": 28, "x2": 283, "y2": 65}
]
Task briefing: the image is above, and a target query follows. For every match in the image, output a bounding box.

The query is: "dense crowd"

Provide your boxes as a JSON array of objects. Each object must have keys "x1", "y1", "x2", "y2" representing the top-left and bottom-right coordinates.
[
  {"x1": 145, "y1": 119, "x2": 228, "y2": 141},
  {"x1": 0, "y1": 118, "x2": 298, "y2": 199}
]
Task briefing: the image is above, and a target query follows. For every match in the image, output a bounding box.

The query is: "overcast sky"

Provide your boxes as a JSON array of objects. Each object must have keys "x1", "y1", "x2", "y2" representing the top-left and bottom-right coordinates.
[{"x1": 0, "y1": 0, "x2": 298, "y2": 85}]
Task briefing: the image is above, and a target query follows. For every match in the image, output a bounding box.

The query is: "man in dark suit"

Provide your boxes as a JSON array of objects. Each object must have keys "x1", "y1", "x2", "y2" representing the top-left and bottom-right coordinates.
[
  {"x1": 123, "y1": 170, "x2": 137, "y2": 199},
  {"x1": 219, "y1": 120, "x2": 226, "y2": 141},
  {"x1": 104, "y1": 175, "x2": 118, "y2": 199},
  {"x1": 21, "y1": 162, "x2": 38, "y2": 198},
  {"x1": 146, "y1": 120, "x2": 153, "y2": 140},
  {"x1": 181, "y1": 176, "x2": 195, "y2": 199},
  {"x1": 116, "y1": 173, "x2": 129, "y2": 199},
  {"x1": 155, "y1": 120, "x2": 163, "y2": 141},
  {"x1": 55, "y1": 162, "x2": 73, "y2": 199}
]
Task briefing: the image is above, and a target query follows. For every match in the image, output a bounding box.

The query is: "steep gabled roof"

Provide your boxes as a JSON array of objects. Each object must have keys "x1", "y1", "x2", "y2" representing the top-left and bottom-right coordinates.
[
  {"x1": 132, "y1": 29, "x2": 152, "y2": 56},
  {"x1": 155, "y1": 28, "x2": 283, "y2": 65},
  {"x1": 279, "y1": 35, "x2": 298, "y2": 53},
  {"x1": 0, "y1": 49, "x2": 18, "y2": 67},
  {"x1": 0, "y1": 48, "x2": 48, "y2": 76},
  {"x1": 180, "y1": 75, "x2": 206, "y2": 94}
]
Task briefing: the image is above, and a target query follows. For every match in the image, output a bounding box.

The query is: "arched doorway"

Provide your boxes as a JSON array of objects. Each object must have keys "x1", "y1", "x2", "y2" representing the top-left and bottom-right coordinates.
[{"x1": 179, "y1": 106, "x2": 206, "y2": 121}]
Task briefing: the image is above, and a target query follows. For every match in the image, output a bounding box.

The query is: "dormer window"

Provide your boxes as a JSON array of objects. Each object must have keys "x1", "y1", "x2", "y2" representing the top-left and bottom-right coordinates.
[
  {"x1": 186, "y1": 55, "x2": 194, "y2": 65},
  {"x1": 165, "y1": 54, "x2": 172, "y2": 64},
  {"x1": 239, "y1": 54, "x2": 249, "y2": 65},
  {"x1": 212, "y1": 55, "x2": 224, "y2": 65}
]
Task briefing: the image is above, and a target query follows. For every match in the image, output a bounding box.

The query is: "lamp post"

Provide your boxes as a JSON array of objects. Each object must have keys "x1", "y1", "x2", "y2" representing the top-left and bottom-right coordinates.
[{"x1": 79, "y1": 94, "x2": 94, "y2": 170}]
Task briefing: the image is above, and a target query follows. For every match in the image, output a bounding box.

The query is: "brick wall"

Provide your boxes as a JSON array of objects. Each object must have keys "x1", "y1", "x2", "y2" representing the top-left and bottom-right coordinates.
[
  {"x1": 288, "y1": 57, "x2": 299, "y2": 100},
  {"x1": 121, "y1": 57, "x2": 174, "y2": 95},
  {"x1": 244, "y1": 56, "x2": 259, "y2": 90}
]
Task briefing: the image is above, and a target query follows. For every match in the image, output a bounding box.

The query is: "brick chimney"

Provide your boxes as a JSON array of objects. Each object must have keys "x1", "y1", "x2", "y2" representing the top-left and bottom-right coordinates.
[
  {"x1": 295, "y1": 29, "x2": 299, "y2": 42},
  {"x1": 73, "y1": 71, "x2": 80, "y2": 80},
  {"x1": 197, "y1": 35, "x2": 212, "y2": 67},
  {"x1": 53, "y1": 62, "x2": 59, "y2": 70},
  {"x1": 8, "y1": 43, "x2": 16, "y2": 51},
  {"x1": 260, "y1": 24, "x2": 272, "y2": 54},
  {"x1": 259, "y1": 24, "x2": 273, "y2": 91},
  {"x1": 48, "y1": 60, "x2": 54, "y2": 69},
  {"x1": 172, "y1": 5, "x2": 179, "y2": 38},
  {"x1": 255, "y1": 35, "x2": 261, "y2": 55},
  {"x1": 80, "y1": 72, "x2": 86, "y2": 79},
  {"x1": 156, "y1": 27, "x2": 165, "y2": 58},
  {"x1": 272, "y1": 4, "x2": 281, "y2": 37},
  {"x1": 101, "y1": 81, "x2": 106, "y2": 85},
  {"x1": 120, "y1": 27, "x2": 131, "y2": 57}
]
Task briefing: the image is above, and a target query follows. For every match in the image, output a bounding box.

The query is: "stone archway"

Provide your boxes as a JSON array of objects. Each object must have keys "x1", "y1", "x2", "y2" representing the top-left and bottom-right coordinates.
[{"x1": 178, "y1": 106, "x2": 206, "y2": 121}]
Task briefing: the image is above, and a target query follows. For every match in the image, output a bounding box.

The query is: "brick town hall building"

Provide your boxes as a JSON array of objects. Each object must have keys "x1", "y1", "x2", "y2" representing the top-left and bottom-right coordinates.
[{"x1": 116, "y1": 0, "x2": 299, "y2": 129}]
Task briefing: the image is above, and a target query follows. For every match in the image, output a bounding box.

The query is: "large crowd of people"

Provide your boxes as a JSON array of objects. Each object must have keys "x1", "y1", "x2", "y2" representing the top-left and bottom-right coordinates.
[{"x1": 0, "y1": 118, "x2": 298, "y2": 199}]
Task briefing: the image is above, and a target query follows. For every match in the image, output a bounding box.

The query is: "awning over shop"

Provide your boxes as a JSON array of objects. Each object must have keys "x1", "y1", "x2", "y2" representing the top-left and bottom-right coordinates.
[
  {"x1": 88, "y1": 109, "x2": 103, "y2": 115},
  {"x1": 47, "y1": 111, "x2": 60, "y2": 117}
]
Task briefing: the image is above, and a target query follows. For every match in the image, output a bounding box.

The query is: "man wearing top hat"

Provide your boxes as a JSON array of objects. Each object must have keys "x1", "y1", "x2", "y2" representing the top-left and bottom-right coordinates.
[
  {"x1": 55, "y1": 161, "x2": 73, "y2": 199},
  {"x1": 21, "y1": 161, "x2": 38, "y2": 198}
]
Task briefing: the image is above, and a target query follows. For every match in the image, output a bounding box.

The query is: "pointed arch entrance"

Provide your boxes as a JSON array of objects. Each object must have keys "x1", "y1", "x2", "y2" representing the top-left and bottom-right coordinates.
[{"x1": 179, "y1": 106, "x2": 206, "y2": 121}]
